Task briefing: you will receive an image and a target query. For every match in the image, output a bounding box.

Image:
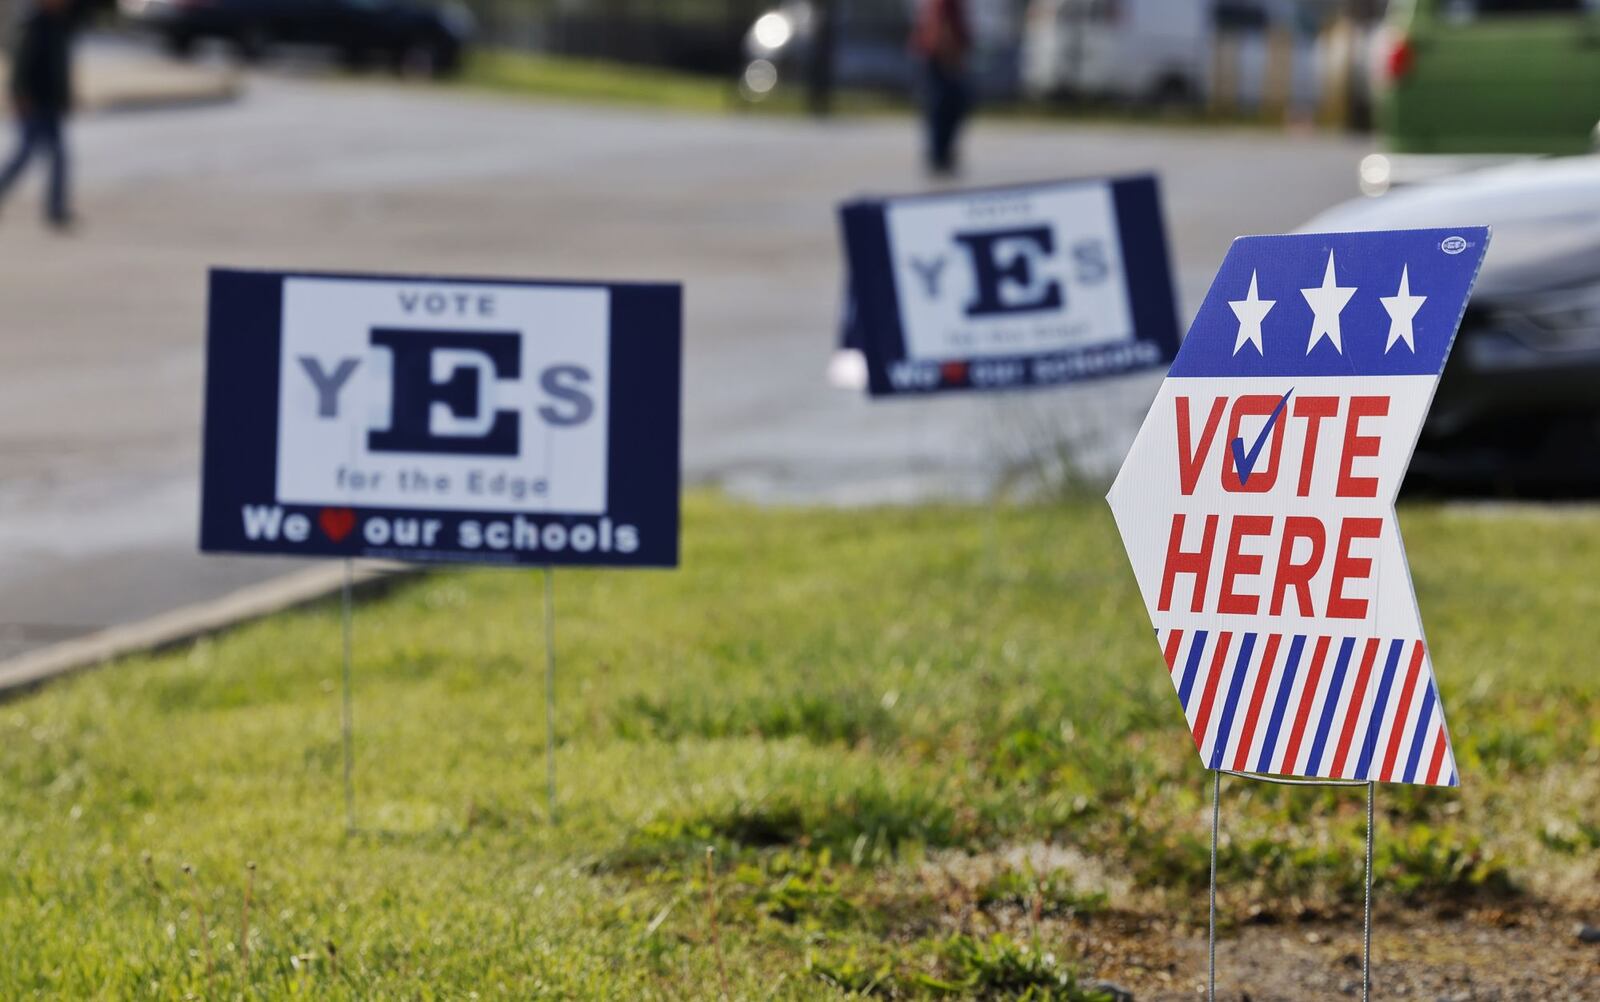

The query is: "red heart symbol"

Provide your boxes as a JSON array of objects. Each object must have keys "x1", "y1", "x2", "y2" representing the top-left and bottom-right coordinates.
[
  {"x1": 940, "y1": 361, "x2": 968, "y2": 384},
  {"x1": 319, "y1": 508, "x2": 356, "y2": 543}
]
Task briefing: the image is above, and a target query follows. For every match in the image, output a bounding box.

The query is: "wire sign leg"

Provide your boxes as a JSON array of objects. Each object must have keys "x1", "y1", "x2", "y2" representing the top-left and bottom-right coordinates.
[
  {"x1": 543, "y1": 566, "x2": 557, "y2": 824},
  {"x1": 341, "y1": 558, "x2": 355, "y2": 834},
  {"x1": 1210, "y1": 770, "x2": 1378, "y2": 1000},
  {"x1": 1363, "y1": 780, "x2": 1375, "y2": 1002},
  {"x1": 1208, "y1": 769, "x2": 1220, "y2": 1002}
]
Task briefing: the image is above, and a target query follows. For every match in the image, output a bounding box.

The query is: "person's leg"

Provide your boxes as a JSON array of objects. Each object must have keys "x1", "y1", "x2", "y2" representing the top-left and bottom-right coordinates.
[
  {"x1": 920, "y1": 60, "x2": 944, "y2": 172},
  {"x1": 40, "y1": 114, "x2": 70, "y2": 224},
  {"x1": 930, "y1": 68, "x2": 958, "y2": 172},
  {"x1": 0, "y1": 117, "x2": 42, "y2": 205},
  {"x1": 943, "y1": 75, "x2": 971, "y2": 171}
]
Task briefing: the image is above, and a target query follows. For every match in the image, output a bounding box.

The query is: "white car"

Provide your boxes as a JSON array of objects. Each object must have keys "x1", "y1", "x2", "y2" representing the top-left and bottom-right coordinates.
[
  {"x1": 1022, "y1": 0, "x2": 1325, "y2": 108},
  {"x1": 1023, "y1": 0, "x2": 1207, "y2": 102}
]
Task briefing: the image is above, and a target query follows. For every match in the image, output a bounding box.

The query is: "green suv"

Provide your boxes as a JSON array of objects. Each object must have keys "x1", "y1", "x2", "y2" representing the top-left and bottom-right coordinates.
[{"x1": 1375, "y1": 0, "x2": 1600, "y2": 154}]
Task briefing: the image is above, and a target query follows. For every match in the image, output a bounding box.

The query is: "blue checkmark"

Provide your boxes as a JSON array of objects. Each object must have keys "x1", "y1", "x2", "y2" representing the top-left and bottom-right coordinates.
[{"x1": 1231, "y1": 388, "x2": 1294, "y2": 485}]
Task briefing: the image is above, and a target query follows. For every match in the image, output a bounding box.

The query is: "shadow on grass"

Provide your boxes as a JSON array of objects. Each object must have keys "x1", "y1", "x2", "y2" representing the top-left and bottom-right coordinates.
[{"x1": 603, "y1": 780, "x2": 979, "y2": 872}]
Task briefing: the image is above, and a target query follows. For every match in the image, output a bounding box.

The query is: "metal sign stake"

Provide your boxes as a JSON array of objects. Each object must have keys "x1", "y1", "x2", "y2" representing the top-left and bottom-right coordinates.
[
  {"x1": 1208, "y1": 770, "x2": 1375, "y2": 1002},
  {"x1": 1363, "y1": 779, "x2": 1374, "y2": 1002},
  {"x1": 1208, "y1": 770, "x2": 1219, "y2": 1002},
  {"x1": 543, "y1": 566, "x2": 557, "y2": 823},
  {"x1": 341, "y1": 558, "x2": 355, "y2": 834},
  {"x1": 982, "y1": 479, "x2": 1002, "y2": 580}
]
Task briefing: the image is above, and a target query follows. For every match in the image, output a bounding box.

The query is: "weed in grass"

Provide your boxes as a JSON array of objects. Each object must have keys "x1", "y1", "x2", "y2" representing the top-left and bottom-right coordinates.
[
  {"x1": 729, "y1": 850, "x2": 863, "y2": 930},
  {"x1": 977, "y1": 867, "x2": 1107, "y2": 920},
  {"x1": 807, "y1": 933, "x2": 1112, "y2": 1001},
  {"x1": 752, "y1": 871, "x2": 859, "y2": 928},
  {"x1": 808, "y1": 947, "x2": 899, "y2": 997},
  {"x1": 918, "y1": 933, "x2": 1113, "y2": 1000},
  {"x1": 1378, "y1": 825, "x2": 1516, "y2": 902}
]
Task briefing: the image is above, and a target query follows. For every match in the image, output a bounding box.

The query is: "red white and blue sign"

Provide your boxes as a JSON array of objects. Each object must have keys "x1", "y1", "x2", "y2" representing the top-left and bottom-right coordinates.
[
  {"x1": 838, "y1": 175, "x2": 1180, "y2": 396},
  {"x1": 1108, "y1": 227, "x2": 1490, "y2": 787},
  {"x1": 200, "y1": 269, "x2": 681, "y2": 567}
]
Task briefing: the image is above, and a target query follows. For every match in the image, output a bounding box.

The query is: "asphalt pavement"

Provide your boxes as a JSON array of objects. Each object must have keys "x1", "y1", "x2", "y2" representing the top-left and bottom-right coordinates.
[{"x1": 0, "y1": 46, "x2": 1372, "y2": 662}]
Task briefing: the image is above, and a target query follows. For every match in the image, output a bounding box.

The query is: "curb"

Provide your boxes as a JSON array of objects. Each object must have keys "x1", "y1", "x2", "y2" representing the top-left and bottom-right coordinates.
[
  {"x1": 0, "y1": 562, "x2": 409, "y2": 699},
  {"x1": 0, "y1": 54, "x2": 242, "y2": 117},
  {"x1": 82, "y1": 74, "x2": 244, "y2": 114}
]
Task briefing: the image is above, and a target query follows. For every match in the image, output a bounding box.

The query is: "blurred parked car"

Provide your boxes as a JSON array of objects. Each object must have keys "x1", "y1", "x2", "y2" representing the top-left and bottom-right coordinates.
[
  {"x1": 1022, "y1": 0, "x2": 1206, "y2": 102},
  {"x1": 1303, "y1": 155, "x2": 1600, "y2": 492},
  {"x1": 119, "y1": 0, "x2": 473, "y2": 77},
  {"x1": 1021, "y1": 0, "x2": 1326, "y2": 108},
  {"x1": 737, "y1": 0, "x2": 1020, "y2": 103},
  {"x1": 1373, "y1": 0, "x2": 1600, "y2": 154}
]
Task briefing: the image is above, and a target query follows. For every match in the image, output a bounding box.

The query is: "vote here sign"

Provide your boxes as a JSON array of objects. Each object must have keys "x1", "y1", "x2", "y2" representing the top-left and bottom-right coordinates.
[
  {"x1": 1108, "y1": 228, "x2": 1489, "y2": 787},
  {"x1": 838, "y1": 175, "x2": 1179, "y2": 396},
  {"x1": 200, "y1": 269, "x2": 681, "y2": 567}
]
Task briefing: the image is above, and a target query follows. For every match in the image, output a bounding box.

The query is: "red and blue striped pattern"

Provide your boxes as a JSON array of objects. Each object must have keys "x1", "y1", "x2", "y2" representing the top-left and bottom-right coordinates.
[{"x1": 1158, "y1": 628, "x2": 1456, "y2": 786}]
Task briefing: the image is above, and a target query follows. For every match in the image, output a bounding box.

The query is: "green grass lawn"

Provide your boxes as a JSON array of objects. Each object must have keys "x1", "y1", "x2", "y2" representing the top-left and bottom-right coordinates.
[
  {"x1": 454, "y1": 50, "x2": 1262, "y2": 126},
  {"x1": 3, "y1": 497, "x2": 1598, "y2": 998},
  {"x1": 460, "y1": 50, "x2": 741, "y2": 114},
  {"x1": 458, "y1": 49, "x2": 908, "y2": 118}
]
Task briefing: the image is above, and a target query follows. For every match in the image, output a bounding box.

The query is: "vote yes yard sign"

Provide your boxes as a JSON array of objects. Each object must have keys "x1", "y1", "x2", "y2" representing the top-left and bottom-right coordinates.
[
  {"x1": 839, "y1": 175, "x2": 1180, "y2": 395},
  {"x1": 201, "y1": 270, "x2": 681, "y2": 567},
  {"x1": 1108, "y1": 228, "x2": 1490, "y2": 787}
]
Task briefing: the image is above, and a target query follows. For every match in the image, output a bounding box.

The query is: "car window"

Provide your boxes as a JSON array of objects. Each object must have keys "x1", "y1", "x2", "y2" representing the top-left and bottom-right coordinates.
[
  {"x1": 1441, "y1": 0, "x2": 1588, "y2": 18},
  {"x1": 1214, "y1": 1, "x2": 1269, "y2": 31},
  {"x1": 839, "y1": 0, "x2": 910, "y2": 42},
  {"x1": 1069, "y1": 0, "x2": 1120, "y2": 18}
]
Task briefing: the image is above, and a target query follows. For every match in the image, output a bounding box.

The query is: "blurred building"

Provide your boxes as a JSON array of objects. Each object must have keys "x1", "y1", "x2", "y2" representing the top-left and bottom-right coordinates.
[
  {"x1": 464, "y1": 0, "x2": 1379, "y2": 76},
  {"x1": 1018, "y1": 0, "x2": 1382, "y2": 124}
]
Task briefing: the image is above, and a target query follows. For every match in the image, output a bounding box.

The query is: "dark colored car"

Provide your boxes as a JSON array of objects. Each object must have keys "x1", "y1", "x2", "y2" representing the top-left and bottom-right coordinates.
[
  {"x1": 1302, "y1": 155, "x2": 1600, "y2": 494},
  {"x1": 737, "y1": 0, "x2": 1020, "y2": 104},
  {"x1": 119, "y1": 0, "x2": 473, "y2": 77}
]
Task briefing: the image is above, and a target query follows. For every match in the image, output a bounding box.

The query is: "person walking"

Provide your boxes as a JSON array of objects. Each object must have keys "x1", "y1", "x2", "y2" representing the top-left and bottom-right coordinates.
[
  {"x1": 0, "y1": 0, "x2": 77, "y2": 230},
  {"x1": 910, "y1": 0, "x2": 971, "y2": 177}
]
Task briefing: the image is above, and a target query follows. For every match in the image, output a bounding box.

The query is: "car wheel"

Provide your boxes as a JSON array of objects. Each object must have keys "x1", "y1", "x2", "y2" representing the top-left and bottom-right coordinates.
[
  {"x1": 393, "y1": 41, "x2": 459, "y2": 80},
  {"x1": 391, "y1": 42, "x2": 434, "y2": 79},
  {"x1": 164, "y1": 30, "x2": 196, "y2": 60},
  {"x1": 1150, "y1": 75, "x2": 1195, "y2": 113},
  {"x1": 430, "y1": 44, "x2": 462, "y2": 79},
  {"x1": 233, "y1": 23, "x2": 269, "y2": 64}
]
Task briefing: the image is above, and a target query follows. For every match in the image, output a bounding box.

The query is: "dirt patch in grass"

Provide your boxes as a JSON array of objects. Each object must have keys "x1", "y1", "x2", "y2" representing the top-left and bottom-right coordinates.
[
  {"x1": 1107, "y1": 908, "x2": 1600, "y2": 1001},
  {"x1": 894, "y1": 872, "x2": 1600, "y2": 1000},
  {"x1": 845, "y1": 842, "x2": 1597, "y2": 1000}
]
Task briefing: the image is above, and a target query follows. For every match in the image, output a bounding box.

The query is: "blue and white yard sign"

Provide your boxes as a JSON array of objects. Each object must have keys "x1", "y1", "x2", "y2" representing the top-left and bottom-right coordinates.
[
  {"x1": 1108, "y1": 228, "x2": 1490, "y2": 786},
  {"x1": 838, "y1": 175, "x2": 1180, "y2": 396},
  {"x1": 200, "y1": 269, "x2": 681, "y2": 567}
]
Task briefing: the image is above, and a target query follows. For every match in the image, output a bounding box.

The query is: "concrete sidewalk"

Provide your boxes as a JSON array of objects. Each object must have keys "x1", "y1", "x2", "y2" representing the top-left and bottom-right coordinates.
[
  {"x1": 0, "y1": 35, "x2": 239, "y2": 113},
  {"x1": 0, "y1": 561, "x2": 403, "y2": 698}
]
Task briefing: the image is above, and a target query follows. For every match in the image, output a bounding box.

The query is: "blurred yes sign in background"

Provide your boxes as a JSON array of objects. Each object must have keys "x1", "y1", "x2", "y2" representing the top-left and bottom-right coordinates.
[{"x1": 838, "y1": 175, "x2": 1181, "y2": 397}]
